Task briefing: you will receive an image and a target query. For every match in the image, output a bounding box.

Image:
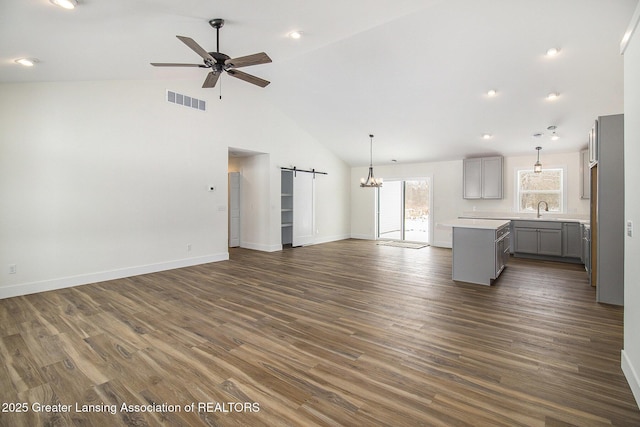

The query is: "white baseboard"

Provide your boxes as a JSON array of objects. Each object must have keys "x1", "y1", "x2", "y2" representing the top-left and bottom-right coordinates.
[
  {"x1": 240, "y1": 241, "x2": 282, "y2": 252},
  {"x1": 350, "y1": 233, "x2": 375, "y2": 240},
  {"x1": 312, "y1": 234, "x2": 351, "y2": 245},
  {"x1": 432, "y1": 240, "x2": 452, "y2": 248},
  {"x1": 0, "y1": 253, "x2": 228, "y2": 300},
  {"x1": 622, "y1": 349, "x2": 640, "y2": 409}
]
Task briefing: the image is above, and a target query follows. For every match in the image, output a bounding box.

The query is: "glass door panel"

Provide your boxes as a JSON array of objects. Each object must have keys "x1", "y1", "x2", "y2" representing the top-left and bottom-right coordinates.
[
  {"x1": 378, "y1": 180, "x2": 403, "y2": 240},
  {"x1": 378, "y1": 179, "x2": 430, "y2": 243},
  {"x1": 404, "y1": 180, "x2": 429, "y2": 243}
]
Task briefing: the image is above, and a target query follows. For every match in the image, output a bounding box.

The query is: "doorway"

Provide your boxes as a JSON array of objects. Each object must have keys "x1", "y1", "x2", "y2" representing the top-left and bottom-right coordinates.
[
  {"x1": 377, "y1": 178, "x2": 431, "y2": 244},
  {"x1": 228, "y1": 148, "x2": 270, "y2": 251}
]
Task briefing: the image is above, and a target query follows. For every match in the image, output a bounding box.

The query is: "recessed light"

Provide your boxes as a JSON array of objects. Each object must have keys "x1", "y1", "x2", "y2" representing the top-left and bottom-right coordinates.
[
  {"x1": 487, "y1": 89, "x2": 497, "y2": 97},
  {"x1": 482, "y1": 133, "x2": 492, "y2": 140},
  {"x1": 288, "y1": 30, "x2": 302, "y2": 39},
  {"x1": 547, "y1": 92, "x2": 560, "y2": 100},
  {"x1": 532, "y1": 133, "x2": 544, "y2": 138},
  {"x1": 15, "y1": 58, "x2": 38, "y2": 67},
  {"x1": 50, "y1": 0, "x2": 77, "y2": 9},
  {"x1": 546, "y1": 47, "x2": 560, "y2": 57}
]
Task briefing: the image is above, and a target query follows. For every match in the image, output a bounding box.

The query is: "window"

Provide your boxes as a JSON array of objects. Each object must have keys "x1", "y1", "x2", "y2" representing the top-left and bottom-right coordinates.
[{"x1": 516, "y1": 168, "x2": 564, "y2": 213}]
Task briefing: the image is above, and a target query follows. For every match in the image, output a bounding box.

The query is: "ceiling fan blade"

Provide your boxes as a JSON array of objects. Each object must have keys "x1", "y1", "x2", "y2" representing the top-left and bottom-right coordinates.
[
  {"x1": 150, "y1": 63, "x2": 205, "y2": 67},
  {"x1": 227, "y1": 69, "x2": 270, "y2": 88},
  {"x1": 202, "y1": 72, "x2": 220, "y2": 88},
  {"x1": 225, "y1": 52, "x2": 272, "y2": 69},
  {"x1": 176, "y1": 35, "x2": 214, "y2": 62}
]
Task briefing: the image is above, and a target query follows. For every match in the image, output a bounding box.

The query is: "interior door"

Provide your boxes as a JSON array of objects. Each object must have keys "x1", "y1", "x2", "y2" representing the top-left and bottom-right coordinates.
[
  {"x1": 228, "y1": 172, "x2": 240, "y2": 247},
  {"x1": 293, "y1": 171, "x2": 314, "y2": 247}
]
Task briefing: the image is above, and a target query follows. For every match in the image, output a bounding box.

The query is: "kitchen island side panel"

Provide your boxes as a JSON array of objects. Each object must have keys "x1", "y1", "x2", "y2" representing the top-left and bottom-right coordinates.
[{"x1": 452, "y1": 227, "x2": 495, "y2": 285}]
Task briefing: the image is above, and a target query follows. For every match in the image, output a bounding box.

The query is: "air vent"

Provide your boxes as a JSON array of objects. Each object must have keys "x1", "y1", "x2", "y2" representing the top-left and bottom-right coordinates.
[{"x1": 166, "y1": 90, "x2": 206, "y2": 111}]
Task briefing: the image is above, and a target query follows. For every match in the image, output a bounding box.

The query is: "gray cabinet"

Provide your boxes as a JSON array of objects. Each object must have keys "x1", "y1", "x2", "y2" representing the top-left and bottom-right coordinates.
[
  {"x1": 513, "y1": 221, "x2": 562, "y2": 257},
  {"x1": 513, "y1": 220, "x2": 585, "y2": 261},
  {"x1": 463, "y1": 156, "x2": 503, "y2": 199},
  {"x1": 463, "y1": 158, "x2": 482, "y2": 199},
  {"x1": 588, "y1": 121, "x2": 598, "y2": 166},
  {"x1": 496, "y1": 229, "x2": 511, "y2": 276},
  {"x1": 592, "y1": 114, "x2": 624, "y2": 305},
  {"x1": 580, "y1": 149, "x2": 590, "y2": 199},
  {"x1": 538, "y1": 229, "x2": 563, "y2": 256},
  {"x1": 513, "y1": 228, "x2": 538, "y2": 254},
  {"x1": 562, "y1": 222, "x2": 582, "y2": 258},
  {"x1": 452, "y1": 222, "x2": 510, "y2": 285}
]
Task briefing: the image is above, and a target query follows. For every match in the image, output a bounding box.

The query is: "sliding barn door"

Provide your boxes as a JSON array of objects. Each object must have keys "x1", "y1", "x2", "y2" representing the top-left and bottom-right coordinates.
[{"x1": 292, "y1": 172, "x2": 314, "y2": 247}]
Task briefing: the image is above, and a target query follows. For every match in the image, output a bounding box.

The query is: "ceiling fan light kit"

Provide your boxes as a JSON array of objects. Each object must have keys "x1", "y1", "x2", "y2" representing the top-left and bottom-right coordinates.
[{"x1": 151, "y1": 18, "x2": 272, "y2": 90}]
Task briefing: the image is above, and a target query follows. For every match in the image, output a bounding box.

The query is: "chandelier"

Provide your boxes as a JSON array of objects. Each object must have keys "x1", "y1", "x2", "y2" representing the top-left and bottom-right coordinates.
[{"x1": 360, "y1": 134, "x2": 383, "y2": 187}]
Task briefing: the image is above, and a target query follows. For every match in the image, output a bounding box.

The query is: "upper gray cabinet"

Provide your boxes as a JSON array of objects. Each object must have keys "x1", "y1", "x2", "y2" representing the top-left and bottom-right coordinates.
[
  {"x1": 463, "y1": 156, "x2": 503, "y2": 199},
  {"x1": 580, "y1": 149, "x2": 590, "y2": 199}
]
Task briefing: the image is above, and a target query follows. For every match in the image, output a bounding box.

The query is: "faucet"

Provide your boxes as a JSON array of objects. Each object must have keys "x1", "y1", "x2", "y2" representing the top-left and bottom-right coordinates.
[{"x1": 537, "y1": 201, "x2": 549, "y2": 218}]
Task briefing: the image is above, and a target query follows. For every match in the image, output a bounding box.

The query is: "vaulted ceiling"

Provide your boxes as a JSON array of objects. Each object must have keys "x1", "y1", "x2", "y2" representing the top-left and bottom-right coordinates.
[{"x1": 1, "y1": 0, "x2": 637, "y2": 166}]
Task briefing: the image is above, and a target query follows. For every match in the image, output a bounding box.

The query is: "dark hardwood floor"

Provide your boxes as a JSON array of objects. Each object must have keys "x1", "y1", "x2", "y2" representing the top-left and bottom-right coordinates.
[{"x1": 1, "y1": 239, "x2": 639, "y2": 426}]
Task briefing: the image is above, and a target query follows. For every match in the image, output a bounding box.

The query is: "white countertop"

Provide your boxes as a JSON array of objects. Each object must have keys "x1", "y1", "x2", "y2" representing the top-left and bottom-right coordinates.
[
  {"x1": 459, "y1": 212, "x2": 589, "y2": 224},
  {"x1": 438, "y1": 218, "x2": 511, "y2": 230}
]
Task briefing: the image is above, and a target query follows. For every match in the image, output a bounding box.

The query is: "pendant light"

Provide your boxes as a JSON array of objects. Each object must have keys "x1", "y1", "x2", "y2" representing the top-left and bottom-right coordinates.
[
  {"x1": 534, "y1": 146, "x2": 543, "y2": 173},
  {"x1": 360, "y1": 134, "x2": 383, "y2": 187}
]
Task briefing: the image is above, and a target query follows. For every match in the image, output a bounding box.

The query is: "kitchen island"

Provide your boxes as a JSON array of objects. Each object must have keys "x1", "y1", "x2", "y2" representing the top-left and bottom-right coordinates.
[{"x1": 439, "y1": 218, "x2": 511, "y2": 285}]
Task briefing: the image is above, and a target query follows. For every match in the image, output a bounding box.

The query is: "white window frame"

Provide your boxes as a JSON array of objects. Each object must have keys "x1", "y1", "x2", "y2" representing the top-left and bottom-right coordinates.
[{"x1": 514, "y1": 165, "x2": 567, "y2": 214}]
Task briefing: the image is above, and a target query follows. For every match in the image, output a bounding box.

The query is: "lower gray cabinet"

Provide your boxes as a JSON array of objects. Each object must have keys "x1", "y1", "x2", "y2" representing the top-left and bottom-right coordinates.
[
  {"x1": 562, "y1": 222, "x2": 582, "y2": 258},
  {"x1": 513, "y1": 228, "x2": 538, "y2": 254},
  {"x1": 513, "y1": 221, "x2": 562, "y2": 257},
  {"x1": 452, "y1": 222, "x2": 510, "y2": 285},
  {"x1": 538, "y1": 229, "x2": 563, "y2": 256},
  {"x1": 513, "y1": 220, "x2": 584, "y2": 261}
]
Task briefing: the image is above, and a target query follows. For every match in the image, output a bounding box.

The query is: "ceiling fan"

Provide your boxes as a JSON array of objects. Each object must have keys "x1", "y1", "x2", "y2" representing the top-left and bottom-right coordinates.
[{"x1": 151, "y1": 18, "x2": 271, "y2": 89}]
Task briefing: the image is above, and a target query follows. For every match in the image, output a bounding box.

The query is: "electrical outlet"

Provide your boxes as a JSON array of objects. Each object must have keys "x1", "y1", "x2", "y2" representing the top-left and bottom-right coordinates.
[
  {"x1": 9, "y1": 264, "x2": 16, "y2": 274},
  {"x1": 628, "y1": 220, "x2": 633, "y2": 237},
  {"x1": 187, "y1": 244, "x2": 192, "y2": 252}
]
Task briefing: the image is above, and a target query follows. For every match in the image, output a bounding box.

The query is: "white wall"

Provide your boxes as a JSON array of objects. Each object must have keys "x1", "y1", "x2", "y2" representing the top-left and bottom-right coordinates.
[
  {"x1": 622, "y1": 3, "x2": 640, "y2": 408},
  {"x1": 0, "y1": 78, "x2": 351, "y2": 298},
  {"x1": 350, "y1": 151, "x2": 588, "y2": 247}
]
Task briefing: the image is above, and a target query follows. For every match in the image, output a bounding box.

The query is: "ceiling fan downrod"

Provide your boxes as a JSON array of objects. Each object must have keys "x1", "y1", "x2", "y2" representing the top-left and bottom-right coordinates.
[{"x1": 209, "y1": 18, "x2": 224, "y2": 54}]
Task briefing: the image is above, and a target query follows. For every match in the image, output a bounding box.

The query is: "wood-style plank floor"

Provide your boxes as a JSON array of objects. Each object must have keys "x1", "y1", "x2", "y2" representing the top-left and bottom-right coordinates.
[{"x1": 1, "y1": 239, "x2": 639, "y2": 426}]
